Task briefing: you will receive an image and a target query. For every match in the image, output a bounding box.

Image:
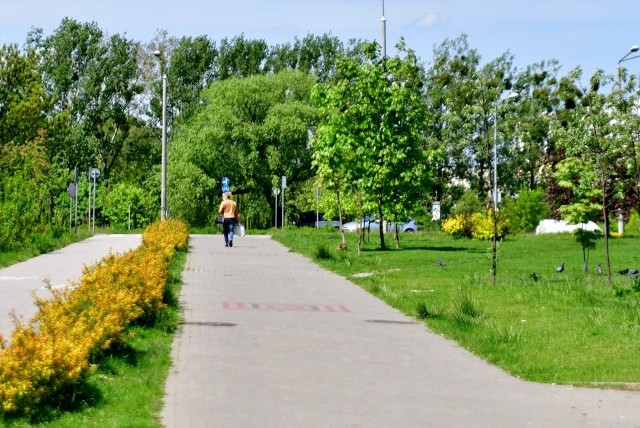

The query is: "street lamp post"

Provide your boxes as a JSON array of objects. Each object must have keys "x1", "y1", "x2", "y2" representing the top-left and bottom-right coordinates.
[
  {"x1": 616, "y1": 44, "x2": 640, "y2": 239},
  {"x1": 154, "y1": 50, "x2": 168, "y2": 220},
  {"x1": 617, "y1": 44, "x2": 640, "y2": 90},
  {"x1": 492, "y1": 91, "x2": 519, "y2": 284},
  {"x1": 380, "y1": 0, "x2": 386, "y2": 58}
]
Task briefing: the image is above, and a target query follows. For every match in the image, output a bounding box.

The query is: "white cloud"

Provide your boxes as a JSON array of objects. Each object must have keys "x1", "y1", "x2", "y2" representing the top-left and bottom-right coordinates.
[{"x1": 418, "y1": 13, "x2": 438, "y2": 28}]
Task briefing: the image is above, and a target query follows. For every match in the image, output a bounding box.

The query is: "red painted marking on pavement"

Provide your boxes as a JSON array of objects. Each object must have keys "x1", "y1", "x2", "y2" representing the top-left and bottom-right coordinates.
[{"x1": 221, "y1": 302, "x2": 351, "y2": 313}]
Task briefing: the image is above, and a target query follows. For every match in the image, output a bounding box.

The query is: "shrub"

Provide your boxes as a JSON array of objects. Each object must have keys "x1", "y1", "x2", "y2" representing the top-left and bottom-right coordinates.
[
  {"x1": 0, "y1": 219, "x2": 189, "y2": 415},
  {"x1": 103, "y1": 183, "x2": 154, "y2": 230},
  {"x1": 450, "y1": 190, "x2": 484, "y2": 217},
  {"x1": 442, "y1": 211, "x2": 509, "y2": 240},
  {"x1": 502, "y1": 187, "x2": 549, "y2": 233}
]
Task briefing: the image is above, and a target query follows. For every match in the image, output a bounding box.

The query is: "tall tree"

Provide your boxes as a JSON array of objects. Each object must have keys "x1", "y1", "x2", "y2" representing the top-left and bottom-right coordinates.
[
  {"x1": 214, "y1": 34, "x2": 268, "y2": 80},
  {"x1": 29, "y1": 18, "x2": 143, "y2": 178},
  {"x1": 167, "y1": 70, "x2": 317, "y2": 226},
  {"x1": 423, "y1": 35, "x2": 518, "y2": 207},
  {"x1": 0, "y1": 44, "x2": 50, "y2": 147},
  {"x1": 508, "y1": 60, "x2": 562, "y2": 193},
  {"x1": 552, "y1": 68, "x2": 625, "y2": 283},
  {"x1": 266, "y1": 33, "x2": 348, "y2": 83},
  {"x1": 163, "y1": 35, "x2": 217, "y2": 122},
  {"x1": 312, "y1": 40, "x2": 431, "y2": 249}
]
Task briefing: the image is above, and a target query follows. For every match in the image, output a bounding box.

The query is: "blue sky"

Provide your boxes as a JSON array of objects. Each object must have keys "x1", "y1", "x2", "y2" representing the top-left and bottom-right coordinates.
[{"x1": 1, "y1": 0, "x2": 639, "y2": 79}]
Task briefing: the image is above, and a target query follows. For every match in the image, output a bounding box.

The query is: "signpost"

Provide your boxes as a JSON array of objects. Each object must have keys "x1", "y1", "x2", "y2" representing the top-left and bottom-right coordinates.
[
  {"x1": 273, "y1": 188, "x2": 280, "y2": 228},
  {"x1": 432, "y1": 201, "x2": 441, "y2": 221},
  {"x1": 68, "y1": 182, "x2": 76, "y2": 228},
  {"x1": 281, "y1": 176, "x2": 287, "y2": 230},
  {"x1": 89, "y1": 168, "x2": 100, "y2": 234},
  {"x1": 316, "y1": 187, "x2": 320, "y2": 229}
]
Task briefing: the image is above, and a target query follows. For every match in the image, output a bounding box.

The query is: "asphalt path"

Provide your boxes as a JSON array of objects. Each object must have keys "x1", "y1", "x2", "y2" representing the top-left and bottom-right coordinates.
[
  {"x1": 162, "y1": 234, "x2": 640, "y2": 427},
  {"x1": 0, "y1": 234, "x2": 142, "y2": 340}
]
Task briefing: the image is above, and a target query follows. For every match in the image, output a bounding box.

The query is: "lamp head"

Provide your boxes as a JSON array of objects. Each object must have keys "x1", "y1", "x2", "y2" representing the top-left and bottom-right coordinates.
[
  {"x1": 506, "y1": 91, "x2": 519, "y2": 100},
  {"x1": 631, "y1": 45, "x2": 640, "y2": 53},
  {"x1": 153, "y1": 50, "x2": 162, "y2": 58}
]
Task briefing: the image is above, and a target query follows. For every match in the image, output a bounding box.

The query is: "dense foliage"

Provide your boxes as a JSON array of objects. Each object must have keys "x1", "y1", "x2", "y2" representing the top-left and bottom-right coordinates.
[{"x1": 1, "y1": 17, "x2": 640, "y2": 256}]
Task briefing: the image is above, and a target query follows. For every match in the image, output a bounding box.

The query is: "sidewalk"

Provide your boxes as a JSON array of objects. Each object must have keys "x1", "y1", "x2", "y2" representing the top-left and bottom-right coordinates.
[
  {"x1": 161, "y1": 234, "x2": 640, "y2": 427},
  {"x1": 0, "y1": 234, "x2": 141, "y2": 340}
]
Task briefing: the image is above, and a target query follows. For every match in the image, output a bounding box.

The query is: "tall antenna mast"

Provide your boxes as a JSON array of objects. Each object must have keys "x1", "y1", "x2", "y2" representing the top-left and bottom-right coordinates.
[{"x1": 380, "y1": 0, "x2": 386, "y2": 58}]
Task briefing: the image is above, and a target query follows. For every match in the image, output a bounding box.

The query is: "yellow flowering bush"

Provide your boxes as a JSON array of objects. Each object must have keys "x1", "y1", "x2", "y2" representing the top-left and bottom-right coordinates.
[
  {"x1": 0, "y1": 219, "x2": 189, "y2": 414},
  {"x1": 142, "y1": 218, "x2": 189, "y2": 259},
  {"x1": 442, "y1": 211, "x2": 509, "y2": 240}
]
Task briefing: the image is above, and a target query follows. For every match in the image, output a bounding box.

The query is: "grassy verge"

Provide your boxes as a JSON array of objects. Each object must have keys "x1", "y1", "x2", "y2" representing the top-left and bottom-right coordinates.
[
  {"x1": 0, "y1": 229, "x2": 92, "y2": 269},
  {"x1": 0, "y1": 249, "x2": 186, "y2": 427},
  {"x1": 273, "y1": 228, "x2": 640, "y2": 388}
]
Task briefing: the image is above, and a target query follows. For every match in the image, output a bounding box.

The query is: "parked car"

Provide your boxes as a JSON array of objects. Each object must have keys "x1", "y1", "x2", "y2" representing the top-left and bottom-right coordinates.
[
  {"x1": 298, "y1": 212, "x2": 341, "y2": 229},
  {"x1": 342, "y1": 216, "x2": 418, "y2": 233},
  {"x1": 390, "y1": 218, "x2": 419, "y2": 233},
  {"x1": 342, "y1": 216, "x2": 379, "y2": 232}
]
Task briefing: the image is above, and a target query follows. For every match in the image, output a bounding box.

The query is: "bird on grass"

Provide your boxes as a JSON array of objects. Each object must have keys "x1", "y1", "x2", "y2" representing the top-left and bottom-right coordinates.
[
  {"x1": 630, "y1": 269, "x2": 639, "y2": 279},
  {"x1": 595, "y1": 264, "x2": 602, "y2": 275},
  {"x1": 555, "y1": 262, "x2": 564, "y2": 273},
  {"x1": 619, "y1": 268, "x2": 629, "y2": 275},
  {"x1": 436, "y1": 259, "x2": 445, "y2": 267}
]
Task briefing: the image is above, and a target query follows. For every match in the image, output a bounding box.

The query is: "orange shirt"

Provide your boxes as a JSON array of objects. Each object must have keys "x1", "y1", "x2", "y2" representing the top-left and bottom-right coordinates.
[{"x1": 218, "y1": 199, "x2": 238, "y2": 219}]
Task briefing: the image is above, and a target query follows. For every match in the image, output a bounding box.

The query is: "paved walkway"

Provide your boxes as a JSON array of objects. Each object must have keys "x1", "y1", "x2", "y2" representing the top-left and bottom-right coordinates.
[
  {"x1": 161, "y1": 234, "x2": 640, "y2": 427},
  {"x1": 0, "y1": 234, "x2": 141, "y2": 340}
]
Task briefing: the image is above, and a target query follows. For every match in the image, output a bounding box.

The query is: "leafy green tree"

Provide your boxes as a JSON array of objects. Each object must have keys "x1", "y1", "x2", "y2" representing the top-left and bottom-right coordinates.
[
  {"x1": 0, "y1": 45, "x2": 50, "y2": 147},
  {"x1": 30, "y1": 18, "x2": 143, "y2": 179},
  {"x1": 150, "y1": 35, "x2": 217, "y2": 124},
  {"x1": 312, "y1": 40, "x2": 431, "y2": 249},
  {"x1": 0, "y1": 133, "x2": 65, "y2": 248},
  {"x1": 214, "y1": 34, "x2": 268, "y2": 80},
  {"x1": 167, "y1": 70, "x2": 317, "y2": 226},
  {"x1": 423, "y1": 35, "x2": 481, "y2": 202},
  {"x1": 266, "y1": 34, "x2": 348, "y2": 83},
  {"x1": 508, "y1": 61, "x2": 562, "y2": 193},
  {"x1": 423, "y1": 35, "x2": 519, "y2": 204},
  {"x1": 552, "y1": 68, "x2": 625, "y2": 282},
  {"x1": 612, "y1": 65, "x2": 640, "y2": 228}
]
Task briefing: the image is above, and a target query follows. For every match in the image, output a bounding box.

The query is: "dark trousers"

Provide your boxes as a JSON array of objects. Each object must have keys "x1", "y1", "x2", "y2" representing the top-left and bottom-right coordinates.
[{"x1": 223, "y1": 218, "x2": 236, "y2": 244}]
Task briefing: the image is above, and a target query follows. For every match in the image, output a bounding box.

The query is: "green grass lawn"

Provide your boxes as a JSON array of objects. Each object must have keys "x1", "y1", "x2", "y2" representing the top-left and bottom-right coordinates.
[{"x1": 273, "y1": 228, "x2": 640, "y2": 388}]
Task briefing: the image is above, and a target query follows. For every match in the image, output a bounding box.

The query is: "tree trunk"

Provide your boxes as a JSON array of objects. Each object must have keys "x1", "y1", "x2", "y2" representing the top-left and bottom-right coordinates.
[
  {"x1": 602, "y1": 172, "x2": 612, "y2": 286},
  {"x1": 377, "y1": 196, "x2": 386, "y2": 250}
]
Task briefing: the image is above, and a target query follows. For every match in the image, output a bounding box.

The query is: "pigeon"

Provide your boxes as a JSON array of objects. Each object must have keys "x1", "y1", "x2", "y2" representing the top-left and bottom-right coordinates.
[
  {"x1": 595, "y1": 264, "x2": 602, "y2": 275},
  {"x1": 555, "y1": 262, "x2": 564, "y2": 273},
  {"x1": 436, "y1": 259, "x2": 445, "y2": 267},
  {"x1": 619, "y1": 268, "x2": 630, "y2": 275},
  {"x1": 630, "y1": 269, "x2": 639, "y2": 279}
]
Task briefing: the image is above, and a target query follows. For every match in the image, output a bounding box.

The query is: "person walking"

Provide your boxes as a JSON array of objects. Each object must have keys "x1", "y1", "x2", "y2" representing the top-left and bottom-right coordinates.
[{"x1": 218, "y1": 192, "x2": 239, "y2": 247}]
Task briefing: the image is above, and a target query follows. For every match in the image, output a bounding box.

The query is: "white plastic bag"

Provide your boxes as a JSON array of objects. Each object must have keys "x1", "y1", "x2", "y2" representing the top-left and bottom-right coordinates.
[{"x1": 234, "y1": 223, "x2": 245, "y2": 237}]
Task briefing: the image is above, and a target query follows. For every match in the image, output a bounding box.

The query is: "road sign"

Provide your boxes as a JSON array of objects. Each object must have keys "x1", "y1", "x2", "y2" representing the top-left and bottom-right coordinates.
[
  {"x1": 222, "y1": 177, "x2": 231, "y2": 193},
  {"x1": 432, "y1": 201, "x2": 441, "y2": 221},
  {"x1": 68, "y1": 183, "x2": 76, "y2": 197},
  {"x1": 89, "y1": 168, "x2": 100, "y2": 180}
]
